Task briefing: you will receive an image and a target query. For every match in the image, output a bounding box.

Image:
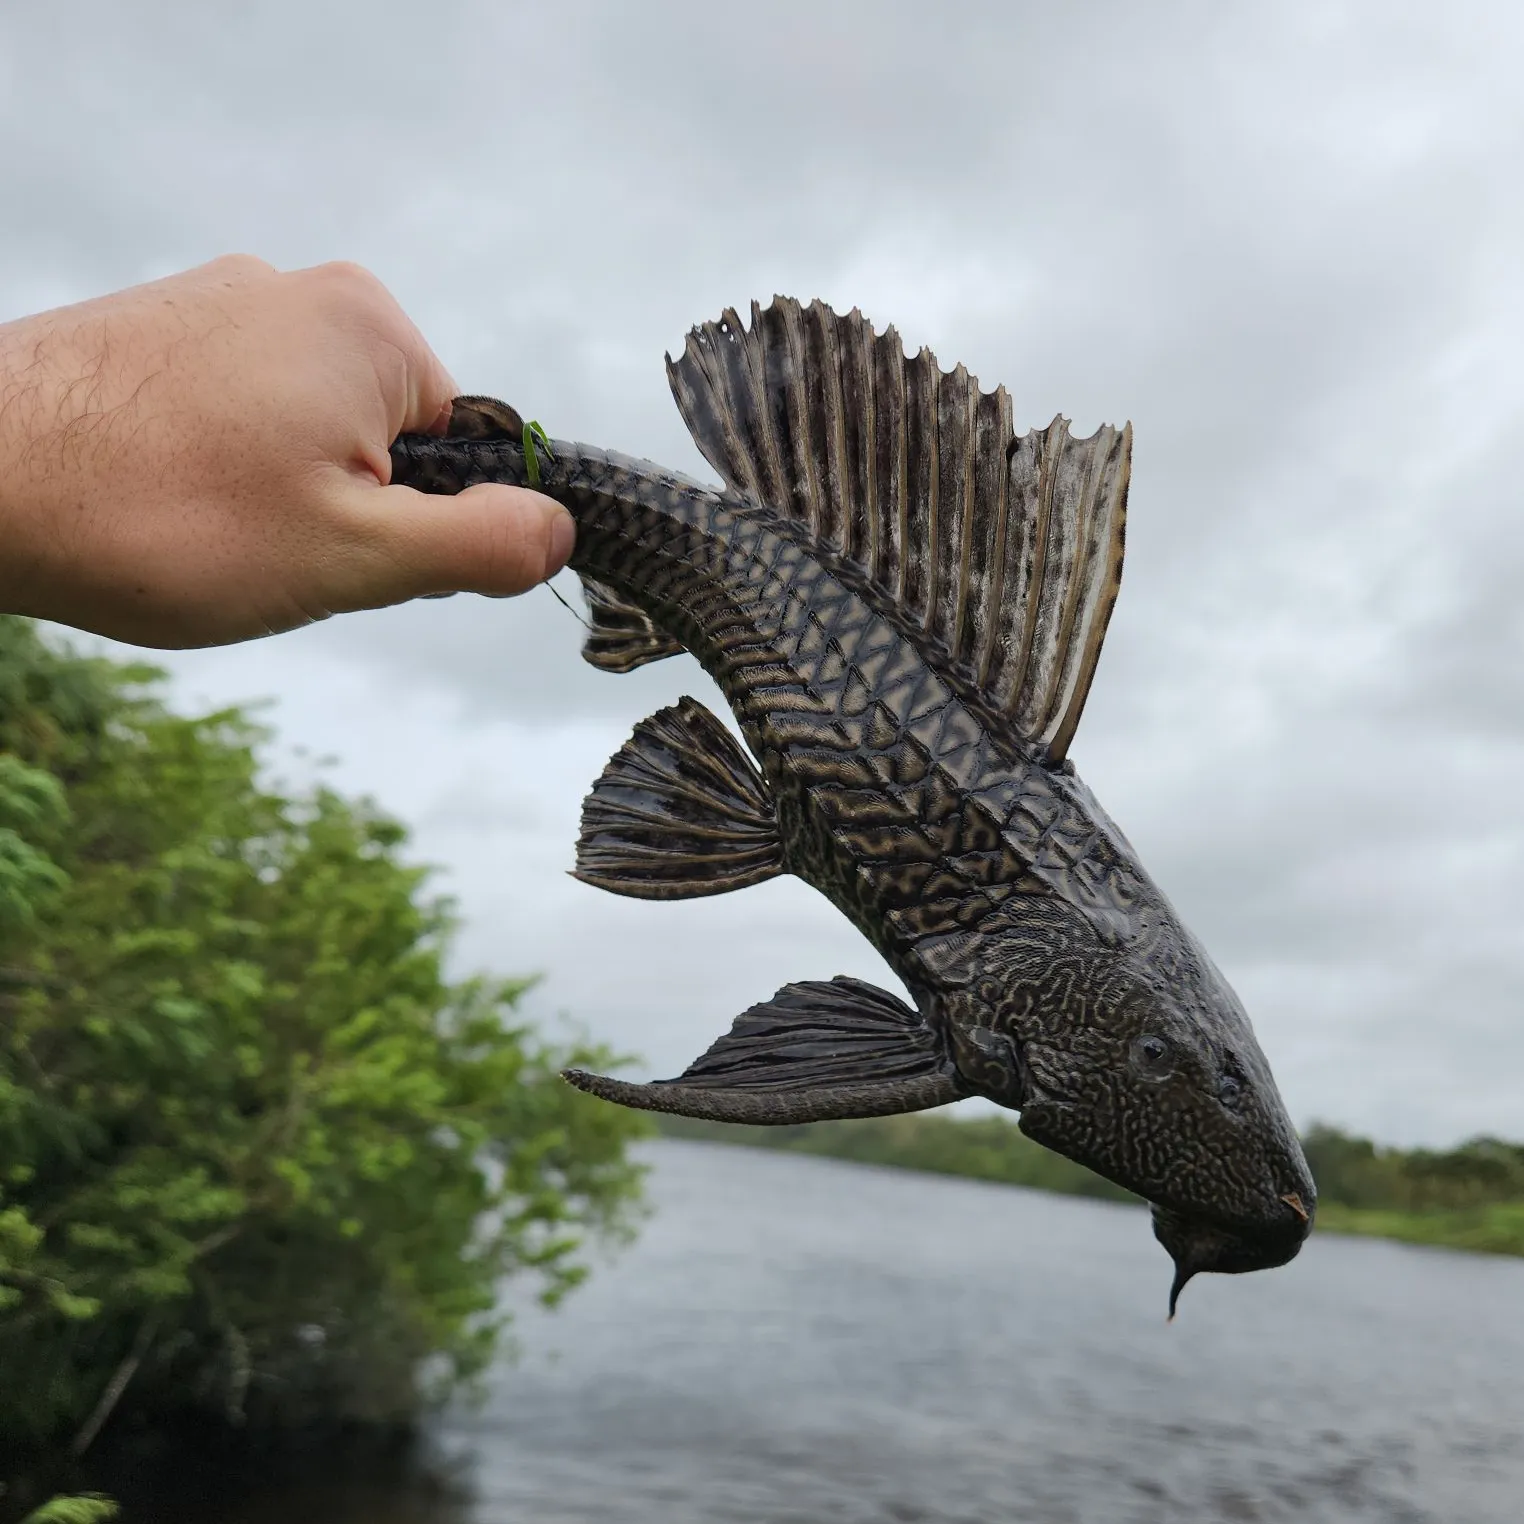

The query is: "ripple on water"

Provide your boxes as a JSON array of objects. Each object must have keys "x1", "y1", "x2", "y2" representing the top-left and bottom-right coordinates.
[{"x1": 146, "y1": 1139, "x2": 1524, "y2": 1524}]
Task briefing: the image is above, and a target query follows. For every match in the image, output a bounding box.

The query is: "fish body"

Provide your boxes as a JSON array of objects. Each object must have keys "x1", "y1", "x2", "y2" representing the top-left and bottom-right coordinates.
[{"x1": 391, "y1": 298, "x2": 1314, "y2": 1309}]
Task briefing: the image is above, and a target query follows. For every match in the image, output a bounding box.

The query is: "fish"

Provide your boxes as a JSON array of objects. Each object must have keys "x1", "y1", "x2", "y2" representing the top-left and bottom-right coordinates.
[{"x1": 389, "y1": 296, "x2": 1315, "y2": 1314}]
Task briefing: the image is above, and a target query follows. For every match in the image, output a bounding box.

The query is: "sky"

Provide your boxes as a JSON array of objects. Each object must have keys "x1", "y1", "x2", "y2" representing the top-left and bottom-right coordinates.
[{"x1": 2, "y1": 1, "x2": 1521, "y2": 1146}]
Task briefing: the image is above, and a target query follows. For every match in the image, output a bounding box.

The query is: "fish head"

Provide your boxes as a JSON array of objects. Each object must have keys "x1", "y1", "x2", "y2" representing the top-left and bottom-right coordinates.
[{"x1": 965, "y1": 899, "x2": 1315, "y2": 1311}]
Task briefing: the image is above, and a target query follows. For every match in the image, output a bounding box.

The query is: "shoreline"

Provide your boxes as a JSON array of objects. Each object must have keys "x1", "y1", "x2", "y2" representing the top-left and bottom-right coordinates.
[{"x1": 653, "y1": 1114, "x2": 1524, "y2": 1259}]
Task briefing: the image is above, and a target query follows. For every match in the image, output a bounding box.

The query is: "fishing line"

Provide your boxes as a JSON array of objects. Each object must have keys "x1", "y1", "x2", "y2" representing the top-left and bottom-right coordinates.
[{"x1": 546, "y1": 578, "x2": 593, "y2": 631}]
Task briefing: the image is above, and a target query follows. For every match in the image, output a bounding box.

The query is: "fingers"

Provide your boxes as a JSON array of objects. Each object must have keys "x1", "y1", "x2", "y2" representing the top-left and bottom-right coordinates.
[
  {"x1": 330, "y1": 479, "x2": 576, "y2": 611},
  {"x1": 379, "y1": 303, "x2": 459, "y2": 438},
  {"x1": 289, "y1": 260, "x2": 460, "y2": 439}
]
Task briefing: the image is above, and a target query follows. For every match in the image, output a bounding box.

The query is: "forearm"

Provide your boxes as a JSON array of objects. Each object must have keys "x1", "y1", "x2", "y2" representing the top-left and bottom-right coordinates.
[
  {"x1": 0, "y1": 298, "x2": 169, "y2": 622},
  {"x1": 0, "y1": 259, "x2": 573, "y2": 648},
  {"x1": 0, "y1": 305, "x2": 73, "y2": 618}
]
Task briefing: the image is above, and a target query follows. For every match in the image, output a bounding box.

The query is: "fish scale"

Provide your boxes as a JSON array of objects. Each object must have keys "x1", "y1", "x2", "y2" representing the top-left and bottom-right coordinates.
[
  {"x1": 389, "y1": 297, "x2": 1316, "y2": 1314},
  {"x1": 402, "y1": 431, "x2": 1109, "y2": 947},
  {"x1": 590, "y1": 445, "x2": 1067, "y2": 937}
]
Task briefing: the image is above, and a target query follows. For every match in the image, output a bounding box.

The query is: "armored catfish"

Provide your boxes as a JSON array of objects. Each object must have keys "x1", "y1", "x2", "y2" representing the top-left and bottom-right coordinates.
[{"x1": 389, "y1": 297, "x2": 1315, "y2": 1313}]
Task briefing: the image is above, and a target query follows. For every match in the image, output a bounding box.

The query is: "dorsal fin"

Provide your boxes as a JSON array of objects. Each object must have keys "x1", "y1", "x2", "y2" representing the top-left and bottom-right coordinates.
[{"x1": 665, "y1": 298, "x2": 1131, "y2": 762}]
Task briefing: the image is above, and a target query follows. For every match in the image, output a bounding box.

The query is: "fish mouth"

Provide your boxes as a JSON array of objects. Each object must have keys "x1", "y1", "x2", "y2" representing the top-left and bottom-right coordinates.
[{"x1": 1152, "y1": 1195, "x2": 1314, "y2": 1319}]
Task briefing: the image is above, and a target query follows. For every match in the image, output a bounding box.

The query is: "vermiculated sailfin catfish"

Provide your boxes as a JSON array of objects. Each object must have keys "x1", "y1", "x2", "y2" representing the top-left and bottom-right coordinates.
[{"x1": 389, "y1": 297, "x2": 1314, "y2": 1313}]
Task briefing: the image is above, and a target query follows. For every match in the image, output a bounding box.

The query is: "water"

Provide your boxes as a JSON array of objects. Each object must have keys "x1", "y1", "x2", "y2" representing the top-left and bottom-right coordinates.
[{"x1": 185, "y1": 1141, "x2": 1524, "y2": 1522}]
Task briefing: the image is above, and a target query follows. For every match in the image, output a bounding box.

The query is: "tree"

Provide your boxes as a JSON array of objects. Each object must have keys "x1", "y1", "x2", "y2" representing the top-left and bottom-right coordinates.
[{"x1": 0, "y1": 616, "x2": 649, "y2": 1487}]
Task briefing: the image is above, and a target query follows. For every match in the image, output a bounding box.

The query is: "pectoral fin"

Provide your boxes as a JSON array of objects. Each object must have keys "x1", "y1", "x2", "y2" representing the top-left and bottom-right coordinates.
[
  {"x1": 574, "y1": 698, "x2": 784, "y2": 899},
  {"x1": 563, "y1": 976, "x2": 968, "y2": 1124}
]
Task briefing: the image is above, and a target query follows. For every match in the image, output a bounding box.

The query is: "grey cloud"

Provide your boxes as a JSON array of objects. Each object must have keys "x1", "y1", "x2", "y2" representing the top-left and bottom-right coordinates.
[{"x1": 6, "y1": 0, "x2": 1524, "y2": 1144}]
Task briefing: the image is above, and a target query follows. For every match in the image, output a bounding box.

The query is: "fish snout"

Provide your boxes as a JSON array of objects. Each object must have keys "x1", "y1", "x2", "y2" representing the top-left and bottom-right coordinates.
[{"x1": 1152, "y1": 1194, "x2": 1314, "y2": 1319}]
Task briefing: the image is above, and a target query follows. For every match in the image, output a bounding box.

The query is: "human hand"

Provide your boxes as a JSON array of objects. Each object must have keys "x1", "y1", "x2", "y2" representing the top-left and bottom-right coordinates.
[{"x1": 0, "y1": 255, "x2": 574, "y2": 647}]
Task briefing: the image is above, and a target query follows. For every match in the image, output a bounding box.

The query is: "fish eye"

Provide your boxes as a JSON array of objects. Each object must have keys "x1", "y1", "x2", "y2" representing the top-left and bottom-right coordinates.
[
  {"x1": 1130, "y1": 1033, "x2": 1175, "y2": 1077},
  {"x1": 1217, "y1": 1074, "x2": 1244, "y2": 1109}
]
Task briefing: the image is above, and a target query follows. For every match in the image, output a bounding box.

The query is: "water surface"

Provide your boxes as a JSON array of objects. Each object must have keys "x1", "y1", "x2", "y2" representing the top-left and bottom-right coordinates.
[{"x1": 212, "y1": 1140, "x2": 1524, "y2": 1522}]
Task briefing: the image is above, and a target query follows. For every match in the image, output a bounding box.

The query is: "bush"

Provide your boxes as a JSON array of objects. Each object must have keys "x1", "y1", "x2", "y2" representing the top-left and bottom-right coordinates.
[{"x1": 0, "y1": 617, "x2": 649, "y2": 1474}]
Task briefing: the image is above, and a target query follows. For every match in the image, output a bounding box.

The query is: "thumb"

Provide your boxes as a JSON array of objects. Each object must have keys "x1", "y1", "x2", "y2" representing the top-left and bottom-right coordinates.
[{"x1": 335, "y1": 480, "x2": 577, "y2": 609}]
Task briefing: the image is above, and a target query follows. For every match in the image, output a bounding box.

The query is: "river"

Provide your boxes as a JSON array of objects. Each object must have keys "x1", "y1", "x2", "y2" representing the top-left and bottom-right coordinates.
[{"x1": 185, "y1": 1139, "x2": 1524, "y2": 1523}]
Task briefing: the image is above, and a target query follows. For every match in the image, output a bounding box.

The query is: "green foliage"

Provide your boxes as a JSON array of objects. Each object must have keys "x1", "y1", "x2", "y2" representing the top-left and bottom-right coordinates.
[
  {"x1": 0, "y1": 616, "x2": 650, "y2": 1463},
  {"x1": 1300, "y1": 1124, "x2": 1524, "y2": 1212},
  {"x1": 659, "y1": 1114, "x2": 1524, "y2": 1257},
  {"x1": 20, "y1": 1496, "x2": 118, "y2": 1524},
  {"x1": 1301, "y1": 1124, "x2": 1524, "y2": 1255},
  {"x1": 1313, "y1": 1201, "x2": 1524, "y2": 1255}
]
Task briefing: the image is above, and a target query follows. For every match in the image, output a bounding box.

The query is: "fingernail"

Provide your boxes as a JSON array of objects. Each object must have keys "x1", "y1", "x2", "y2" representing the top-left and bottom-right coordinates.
[{"x1": 545, "y1": 505, "x2": 575, "y2": 578}]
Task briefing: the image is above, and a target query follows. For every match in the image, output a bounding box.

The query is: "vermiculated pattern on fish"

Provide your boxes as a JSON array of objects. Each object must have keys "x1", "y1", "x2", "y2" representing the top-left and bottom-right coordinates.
[{"x1": 390, "y1": 297, "x2": 1314, "y2": 1312}]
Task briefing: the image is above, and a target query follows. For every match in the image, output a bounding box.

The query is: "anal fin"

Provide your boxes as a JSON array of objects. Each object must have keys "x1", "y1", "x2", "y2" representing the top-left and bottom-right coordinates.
[
  {"x1": 574, "y1": 698, "x2": 783, "y2": 899},
  {"x1": 579, "y1": 576, "x2": 685, "y2": 673},
  {"x1": 563, "y1": 976, "x2": 968, "y2": 1124}
]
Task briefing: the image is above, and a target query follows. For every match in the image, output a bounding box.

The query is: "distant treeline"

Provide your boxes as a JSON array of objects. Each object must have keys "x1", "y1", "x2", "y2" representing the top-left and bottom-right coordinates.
[{"x1": 655, "y1": 1112, "x2": 1524, "y2": 1257}]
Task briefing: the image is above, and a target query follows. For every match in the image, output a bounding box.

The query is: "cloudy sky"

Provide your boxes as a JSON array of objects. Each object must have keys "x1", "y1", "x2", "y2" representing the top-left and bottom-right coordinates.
[{"x1": 3, "y1": 2, "x2": 1521, "y2": 1146}]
